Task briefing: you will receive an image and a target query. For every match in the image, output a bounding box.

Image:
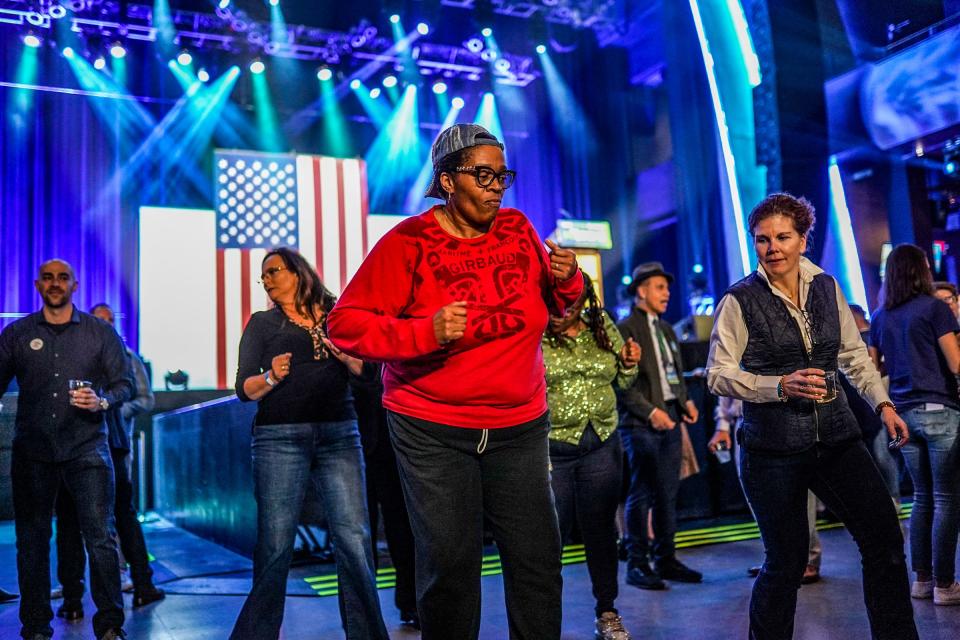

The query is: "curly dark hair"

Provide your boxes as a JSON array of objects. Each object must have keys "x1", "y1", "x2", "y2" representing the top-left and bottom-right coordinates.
[
  {"x1": 546, "y1": 272, "x2": 616, "y2": 354},
  {"x1": 263, "y1": 248, "x2": 337, "y2": 322},
  {"x1": 880, "y1": 243, "x2": 933, "y2": 310},
  {"x1": 747, "y1": 193, "x2": 816, "y2": 238}
]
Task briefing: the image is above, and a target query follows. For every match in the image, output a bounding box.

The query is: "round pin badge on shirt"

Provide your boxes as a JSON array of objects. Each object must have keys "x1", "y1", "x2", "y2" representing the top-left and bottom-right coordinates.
[{"x1": 29, "y1": 338, "x2": 43, "y2": 351}]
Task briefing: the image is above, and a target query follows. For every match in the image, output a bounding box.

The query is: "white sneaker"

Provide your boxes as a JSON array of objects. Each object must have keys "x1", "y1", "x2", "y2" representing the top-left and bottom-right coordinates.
[
  {"x1": 934, "y1": 582, "x2": 960, "y2": 606},
  {"x1": 595, "y1": 612, "x2": 631, "y2": 640},
  {"x1": 911, "y1": 580, "x2": 933, "y2": 599}
]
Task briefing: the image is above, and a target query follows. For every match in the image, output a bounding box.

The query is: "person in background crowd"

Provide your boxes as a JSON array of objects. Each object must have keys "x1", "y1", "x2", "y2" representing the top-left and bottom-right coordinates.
[
  {"x1": 351, "y1": 362, "x2": 418, "y2": 629},
  {"x1": 229, "y1": 248, "x2": 388, "y2": 640},
  {"x1": 933, "y1": 281, "x2": 960, "y2": 321},
  {"x1": 617, "y1": 261, "x2": 702, "y2": 591},
  {"x1": 0, "y1": 259, "x2": 133, "y2": 640},
  {"x1": 706, "y1": 193, "x2": 916, "y2": 640},
  {"x1": 543, "y1": 272, "x2": 641, "y2": 640},
  {"x1": 870, "y1": 244, "x2": 960, "y2": 606},
  {"x1": 52, "y1": 303, "x2": 164, "y2": 622},
  {"x1": 327, "y1": 123, "x2": 583, "y2": 640},
  {"x1": 844, "y1": 304, "x2": 901, "y2": 505}
]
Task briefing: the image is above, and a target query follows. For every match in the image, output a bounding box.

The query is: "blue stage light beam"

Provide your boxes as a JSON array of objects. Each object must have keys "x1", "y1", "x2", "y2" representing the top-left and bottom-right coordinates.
[
  {"x1": 724, "y1": 0, "x2": 761, "y2": 87},
  {"x1": 351, "y1": 80, "x2": 392, "y2": 128},
  {"x1": 320, "y1": 71, "x2": 352, "y2": 157},
  {"x1": 153, "y1": 0, "x2": 176, "y2": 54},
  {"x1": 827, "y1": 156, "x2": 869, "y2": 310},
  {"x1": 536, "y1": 47, "x2": 596, "y2": 156},
  {"x1": 167, "y1": 59, "x2": 200, "y2": 91},
  {"x1": 366, "y1": 84, "x2": 425, "y2": 213},
  {"x1": 404, "y1": 95, "x2": 465, "y2": 213},
  {"x1": 10, "y1": 39, "x2": 39, "y2": 125},
  {"x1": 252, "y1": 65, "x2": 286, "y2": 151}
]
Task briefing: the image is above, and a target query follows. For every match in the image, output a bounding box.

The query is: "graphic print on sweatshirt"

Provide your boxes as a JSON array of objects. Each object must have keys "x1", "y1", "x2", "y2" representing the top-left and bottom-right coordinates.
[{"x1": 420, "y1": 211, "x2": 542, "y2": 343}]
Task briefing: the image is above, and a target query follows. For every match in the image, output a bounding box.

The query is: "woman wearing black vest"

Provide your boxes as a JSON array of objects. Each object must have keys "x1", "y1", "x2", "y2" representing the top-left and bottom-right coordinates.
[{"x1": 706, "y1": 193, "x2": 916, "y2": 639}]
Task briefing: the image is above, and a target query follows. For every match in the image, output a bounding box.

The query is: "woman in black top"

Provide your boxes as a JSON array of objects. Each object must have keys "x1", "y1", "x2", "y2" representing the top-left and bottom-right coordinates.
[{"x1": 229, "y1": 248, "x2": 388, "y2": 640}]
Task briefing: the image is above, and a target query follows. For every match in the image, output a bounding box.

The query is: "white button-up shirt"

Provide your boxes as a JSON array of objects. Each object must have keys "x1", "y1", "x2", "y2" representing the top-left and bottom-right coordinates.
[{"x1": 706, "y1": 257, "x2": 890, "y2": 410}]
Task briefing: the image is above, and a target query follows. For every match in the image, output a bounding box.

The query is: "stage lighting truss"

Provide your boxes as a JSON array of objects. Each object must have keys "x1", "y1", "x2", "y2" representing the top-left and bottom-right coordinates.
[
  {"x1": 0, "y1": 0, "x2": 540, "y2": 86},
  {"x1": 439, "y1": 0, "x2": 628, "y2": 47}
]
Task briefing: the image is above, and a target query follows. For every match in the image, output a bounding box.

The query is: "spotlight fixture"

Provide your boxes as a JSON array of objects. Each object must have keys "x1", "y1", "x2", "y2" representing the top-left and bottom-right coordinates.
[
  {"x1": 480, "y1": 49, "x2": 497, "y2": 62},
  {"x1": 109, "y1": 42, "x2": 126, "y2": 58},
  {"x1": 269, "y1": 0, "x2": 280, "y2": 6},
  {"x1": 249, "y1": 59, "x2": 265, "y2": 74},
  {"x1": 451, "y1": 96, "x2": 465, "y2": 109},
  {"x1": 198, "y1": 68, "x2": 210, "y2": 82},
  {"x1": 389, "y1": 14, "x2": 400, "y2": 24},
  {"x1": 349, "y1": 78, "x2": 362, "y2": 90},
  {"x1": 417, "y1": 22, "x2": 429, "y2": 35},
  {"x1": 48, "y1": 4, "x2": 67, "y2": 18},
  {"x1": 621, "y1": 274, "x2": 632, "y2": 286},
  {"x1": 218, "y1": 0, "x2": 231, "y2": 8},
  {"x1": 23, "y1": 33, "x2": 41, "y2": 48},
  {"x1": 369, "y1": 87, "x2": 381, "y2": 99},
  {"x1": 93, "y1": 56, "x2": 106, "y2": 70},
  {"x1": 382, "y1": 75, "x2": 398, "y2": 88},
  {"x1": 62, "y1": 46, "x2": 75, "y2": 58},
  {"x1": 536, "y1": 44, "x2": 546, "y2": 54},
  {"x1": 317, "y1": 67, "x2": 333, "y2": 81},
  {"x1": 481, "y1": 27, "x2": 493, "y2": 38},
  {"x1": 432, "y1": 81, "x2": 447, "y2": 95},
  {"x1": 693, "y1": 263, "x2": 704, "y2": 274},
  {"x1": 494, "y1": 58, "x2": 511, "y2": 72},
  {"x1": 177, "y1": 50, "x2": 192, "y2": 66},
  {"x1": 465, "y1": 37, "x2": 484, "y2": 53}
]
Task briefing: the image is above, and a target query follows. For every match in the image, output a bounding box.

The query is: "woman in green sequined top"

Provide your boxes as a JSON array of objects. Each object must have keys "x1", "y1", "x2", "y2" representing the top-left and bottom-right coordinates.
[{"x1": 542, "y1": 272, "x2": 641, "y2": 640}]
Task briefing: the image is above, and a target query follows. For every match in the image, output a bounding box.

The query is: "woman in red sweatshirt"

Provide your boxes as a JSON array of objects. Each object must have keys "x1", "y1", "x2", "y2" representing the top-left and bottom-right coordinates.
[{"x1": 327, "y1": 124, "x2": 582, "y2": 640}]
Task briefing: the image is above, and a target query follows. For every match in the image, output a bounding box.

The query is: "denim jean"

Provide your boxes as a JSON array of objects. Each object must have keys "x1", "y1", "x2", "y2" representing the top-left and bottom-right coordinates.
[
  {"x1": 740, "y1": 440, "x2": 916, "y2": 640},
  {"x1": 900, "y1": 406, "x2": 960, "y2": 583},
  {"x1": 869, "y1": 428, "x2": 902, "y2": 501},
  {"x1": 549, "y1": 425, "x2": 622, "y2": 616},
  {"x1": 12, "y1": 450, "x2": 123, "y2": 639},
  {"x1": 387, "y1": 411, "x2": 563, "y2": 640},
  {"x1": 620, "y1": 402, "x2": 682, "y2": 567},
  {"x1": 55, "y1": 448, "x2": 155, "y2": 604},
  {"x1": 229, "y1": 421, "x2": 388, "y2": 640},
  {"x1": 733, "y1": 433, "x2": 821, "y2": 567}
]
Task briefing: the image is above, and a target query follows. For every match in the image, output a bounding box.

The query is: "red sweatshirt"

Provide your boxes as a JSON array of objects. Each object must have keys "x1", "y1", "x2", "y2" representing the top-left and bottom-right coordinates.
[{"x1": 327, "y1": 206, "x2": 584, "y2": 428}]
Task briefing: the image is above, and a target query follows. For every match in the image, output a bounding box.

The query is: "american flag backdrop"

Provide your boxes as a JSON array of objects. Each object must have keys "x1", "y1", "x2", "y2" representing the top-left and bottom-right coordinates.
[{"x1": 213, "y1": 150, "x2": 369, "y2": 388}]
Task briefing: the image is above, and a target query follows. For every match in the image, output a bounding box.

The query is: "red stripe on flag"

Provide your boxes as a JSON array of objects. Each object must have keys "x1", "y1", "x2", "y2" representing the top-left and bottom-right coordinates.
[
  {"x1": 359, "y1": 159, "x2": 369, "y2": 255},
  {"x1": 216, "y1": 250, "x2": 227, "y2": 389},
  {"x1": 313, "y1": 157, "x2": 324, "y2": 274},
  {"x1": 240, "y1": 249, "x2": 251, "y2": 329},
  {"x1": 336, "y1": 159, "x2": 348, "y2": 292}
]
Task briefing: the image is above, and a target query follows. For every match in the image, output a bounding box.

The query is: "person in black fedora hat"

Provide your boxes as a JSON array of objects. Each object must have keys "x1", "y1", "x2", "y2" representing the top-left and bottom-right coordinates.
[{"x1": 617, "y1": 261, "x2": 703, "y2": 590}]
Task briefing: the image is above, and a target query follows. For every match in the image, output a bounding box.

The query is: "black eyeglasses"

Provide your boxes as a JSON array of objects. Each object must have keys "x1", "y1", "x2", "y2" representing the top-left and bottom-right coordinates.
[{"x1": 455, "y1": 166, "x2": 517, "y2": 190}]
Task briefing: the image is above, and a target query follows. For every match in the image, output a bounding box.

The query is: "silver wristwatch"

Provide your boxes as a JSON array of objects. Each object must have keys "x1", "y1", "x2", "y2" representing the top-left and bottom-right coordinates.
[{"x1": 99, "y1": 397, "x2": 110, "y2": 412}]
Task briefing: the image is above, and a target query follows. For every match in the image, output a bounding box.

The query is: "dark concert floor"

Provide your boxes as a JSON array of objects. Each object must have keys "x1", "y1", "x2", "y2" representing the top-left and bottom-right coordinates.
[{"x1": 0, "y1": 517, "x2": 957, "y2": 639}]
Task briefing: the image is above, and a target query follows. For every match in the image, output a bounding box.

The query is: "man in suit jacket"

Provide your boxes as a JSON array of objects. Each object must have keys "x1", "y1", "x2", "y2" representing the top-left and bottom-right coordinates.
[{"x1": 617, "y1": 262, "x2": 702, "y2": 590}]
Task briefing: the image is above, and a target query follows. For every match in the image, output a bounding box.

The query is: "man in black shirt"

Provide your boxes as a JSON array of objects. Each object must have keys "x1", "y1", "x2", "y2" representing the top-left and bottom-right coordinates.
[{"x1": 0, "y1": 259, "x2": 133, "y2": 640}]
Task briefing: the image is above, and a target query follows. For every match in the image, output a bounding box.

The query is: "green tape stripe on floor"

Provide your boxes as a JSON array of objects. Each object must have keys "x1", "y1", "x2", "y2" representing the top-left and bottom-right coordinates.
[{"x1": 301, "y1": 502, "x2": 915, "y2": 596}]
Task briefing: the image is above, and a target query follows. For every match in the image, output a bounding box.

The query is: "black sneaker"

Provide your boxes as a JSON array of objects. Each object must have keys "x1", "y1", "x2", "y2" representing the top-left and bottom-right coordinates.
[
  {"x1": 133, "y1": 585, "x2": 166, "y2": 608},
  {"x1": 56, "y1": 600, "x2": 84, "y2": 621},
  {"x1": 625, "y1": 563, "x2": 666, "y2": 590},
  {"x1": 656, "y1": 557, "x2": 703, "y2": 583}
]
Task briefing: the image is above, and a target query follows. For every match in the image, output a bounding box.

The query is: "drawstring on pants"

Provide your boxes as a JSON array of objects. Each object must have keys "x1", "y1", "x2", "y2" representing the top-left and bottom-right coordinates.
[{"x1": 477, "y1": 428, "x2": 489, "y2": 454}]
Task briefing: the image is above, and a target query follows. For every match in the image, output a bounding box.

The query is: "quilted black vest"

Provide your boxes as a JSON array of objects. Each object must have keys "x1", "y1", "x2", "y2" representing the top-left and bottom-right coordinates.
[{"x1": 727, "y1": 271, "x2": 860, "y2": 453}]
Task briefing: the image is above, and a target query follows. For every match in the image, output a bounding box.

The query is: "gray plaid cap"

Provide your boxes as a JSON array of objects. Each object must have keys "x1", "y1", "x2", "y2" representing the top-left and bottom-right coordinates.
[{"x1": 424, "y1": 123, "x2": 504, "y2": 199}]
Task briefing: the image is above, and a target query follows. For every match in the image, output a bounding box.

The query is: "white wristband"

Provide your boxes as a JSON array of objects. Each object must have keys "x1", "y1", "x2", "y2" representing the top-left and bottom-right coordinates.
[{"x1": 264, "y1": 371, "x2": 276, "y2": 387}]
